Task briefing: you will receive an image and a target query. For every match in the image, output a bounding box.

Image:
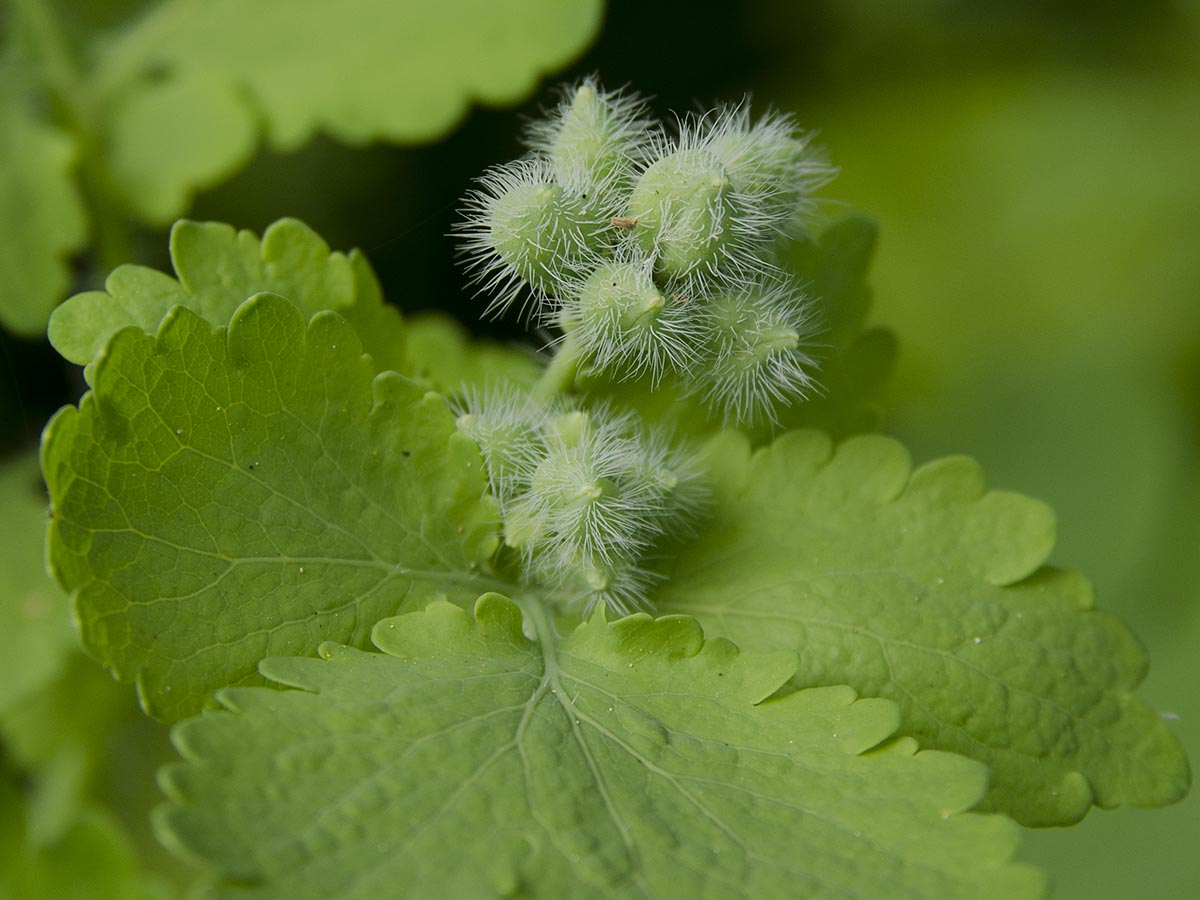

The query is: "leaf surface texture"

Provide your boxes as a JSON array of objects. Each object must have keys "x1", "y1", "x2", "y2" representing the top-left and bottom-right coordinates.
[
  {"x1": 654, "y1": 430, "x2": 1190, "y2": 825},
  {"x1": 158, "y1": 595, "x2": 1042, "y2": 899},
  {"x1": 42, "y1": 293, "x2": 497, "y2": 721}
]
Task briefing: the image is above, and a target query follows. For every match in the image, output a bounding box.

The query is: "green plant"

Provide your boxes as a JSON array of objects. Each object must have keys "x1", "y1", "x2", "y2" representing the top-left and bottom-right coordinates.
[{"x1": 26, "y1": 80, "x2": 1191, "y2": 898}]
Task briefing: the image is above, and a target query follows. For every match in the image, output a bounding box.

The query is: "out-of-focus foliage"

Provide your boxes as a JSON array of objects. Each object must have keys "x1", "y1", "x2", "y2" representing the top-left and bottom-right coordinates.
[
  {"x1": 0, "y1": 0, "x2": 604, "y2": 336},
  {"x1": 0, "y1": 453, "x2": 71, "y2": 715}
]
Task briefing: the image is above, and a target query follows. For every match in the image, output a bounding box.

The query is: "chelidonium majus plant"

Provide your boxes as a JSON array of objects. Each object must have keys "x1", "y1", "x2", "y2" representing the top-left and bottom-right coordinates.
[
  {"x1": 31, "y1": 74, "x2": 1188, "y2": 900},
  {"x1": 456, "y1": 78, "x2": 835, "y2": 613}
]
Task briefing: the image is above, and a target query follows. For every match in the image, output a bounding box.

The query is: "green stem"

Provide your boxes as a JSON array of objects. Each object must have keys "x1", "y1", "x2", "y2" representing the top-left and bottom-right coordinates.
[
  {"x1": 515, "y1": 592, "x2": 561, "y2": 647},
  {"x1": 82, "y1": 164, "x2": 136, "y2": 274},
  {"x1": 14, "y1": 0, "x2": 134, "y2": 274},
  {"x1": 532, "y1": 330, "x2": 585, "y2": 404}
]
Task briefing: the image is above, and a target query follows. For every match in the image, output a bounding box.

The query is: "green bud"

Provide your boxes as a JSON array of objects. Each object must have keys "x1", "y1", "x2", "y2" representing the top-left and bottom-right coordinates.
[
  {"x1": 464, "y1": 397, "x2": 707, "y2": 615},
  {"x1": 697, "y1": 283, "x2": 820, "y2": 425},
  {"x1": 460, "y1": 158, "x2": 613, "y2": 317},
  {"x1": 546, "y1": 410, "x2": 593, "y2": 448},
  {"x1": 627, "y1": 149, "x2": 738, "y2": 282},
  {"x1": 455, "y1": 412, "x2": 540, "y2": 502},
  {"x1": 552, "y1": 85, "x2": 630, "y2": 183},
  {"x1": 528, "y1": 443, "x2": 604, "y2": 518},
  {"x1": 489, "y1": 178, "x2": 600, "y2": 296},
  {"x1": 529, "y1": 542, "x2": 652, "y2": 617},
  {"x1": 580, "y1": 261, "x2": 666, "y2": 332},
  {"x1": 526, "y1": 78, "x2": 652, "y2": 188},
  {"x1": 502, "y1": 497, "x2": 546, "y2": 550},
  {"x1": 569, "y1": 259, "x2": 700, "y2": 382},
  {"x1": 697, "y1": 105, "x2": 834, "y2": 234}
]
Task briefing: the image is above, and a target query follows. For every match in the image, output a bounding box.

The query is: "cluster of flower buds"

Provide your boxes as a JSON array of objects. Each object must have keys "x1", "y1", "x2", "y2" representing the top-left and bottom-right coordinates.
[
  {"x1": 459, "y1": 78, "x2": 834, "y2": 424},
  {"x1": 454, "y1": 391, "x2": 706, "y2": 614}
]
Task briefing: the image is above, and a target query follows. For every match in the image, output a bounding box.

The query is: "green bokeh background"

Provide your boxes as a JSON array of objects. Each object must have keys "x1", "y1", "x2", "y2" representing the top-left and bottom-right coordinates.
[{"x1": 2, "y1": 0, "x2": 1196, "y2": 896}]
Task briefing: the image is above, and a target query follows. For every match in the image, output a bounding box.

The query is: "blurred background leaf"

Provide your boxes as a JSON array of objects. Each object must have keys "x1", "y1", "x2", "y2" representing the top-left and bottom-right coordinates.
[
  {"x1": 0, "y1": 0, "x2": 604, "y2": 336},
  {"x1": 0, "y1": 453, "x2": 72, "y2": 716}
]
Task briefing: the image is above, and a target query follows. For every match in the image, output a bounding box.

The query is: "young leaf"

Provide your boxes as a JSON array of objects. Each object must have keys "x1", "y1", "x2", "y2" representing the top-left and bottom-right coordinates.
[
  {"x1": 654, "y1": 429, "x2": 1190, "y2": 826},
  {"x1": 48, "y1": 218, "x2": 406, "y2": 376},
  {"x1": 41, "y1": 293, "x2": 499, "y2": 721},
  {"x1": 156, "y1": 595, "x2": 1043, "y2": 900},
  {"x1": 776, "y1": 213, "x2": 896, "y2": 437},
  {"x1": 402, "y1": 312, "x2": 543, "y2": 394},
  {"x1": 0, "y1": 82, "x2": 88, "y2": 337}
]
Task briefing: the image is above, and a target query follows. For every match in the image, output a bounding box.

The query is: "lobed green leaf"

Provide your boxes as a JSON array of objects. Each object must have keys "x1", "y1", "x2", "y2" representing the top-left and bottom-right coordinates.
[
  {"x1": 41, "y1": 292, "x2": 499, "y2": 721},
  {"x1": 0, "y1": 1, "x2": 604, "y2": 333},
  {"x1": 48, "y1": 218, "x2": 406, "y2": 375},
  {"x1": 776, "y1": 213, "x2": 896, "y2": 437},
  {"x1": 654, "y1": 429, "x2": 1190, "y2": 825},
  {"x1": 104, "y1": 71, "x2": 259, "y2": 226},
  {"x1": 156, "y1": 594, "x2": 1043, "y2": 899}
]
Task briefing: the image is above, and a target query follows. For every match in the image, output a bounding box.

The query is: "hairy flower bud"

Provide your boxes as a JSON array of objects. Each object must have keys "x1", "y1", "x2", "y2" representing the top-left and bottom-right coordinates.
[
  {"x1": 453, "y1": 391, "x2": 553, "y2": 502},
  {"x1": 458, "y1": 159, "x2": 611, "y2": 318},
  {"x1": 696, "y1": 280, "x2": 821, "y2": 425},
  {"x1": 702, "y1": 105, "x2": 834, "y2": 232},
  {"x1": 565, "y1": 257, "x2": 702, "y2": 383},
  {"x1": 458, "y1": 80, "x2": 834, "y2": 429},
  {"x1": 454, "y1": 393, "x2": 705, "y2": 615},
  {"x1": 626, "y1": 148, "x2": 753, "y2": 285},
  {"x1": 525, "y1": 77, "x2": 654, "y2": 189}
]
